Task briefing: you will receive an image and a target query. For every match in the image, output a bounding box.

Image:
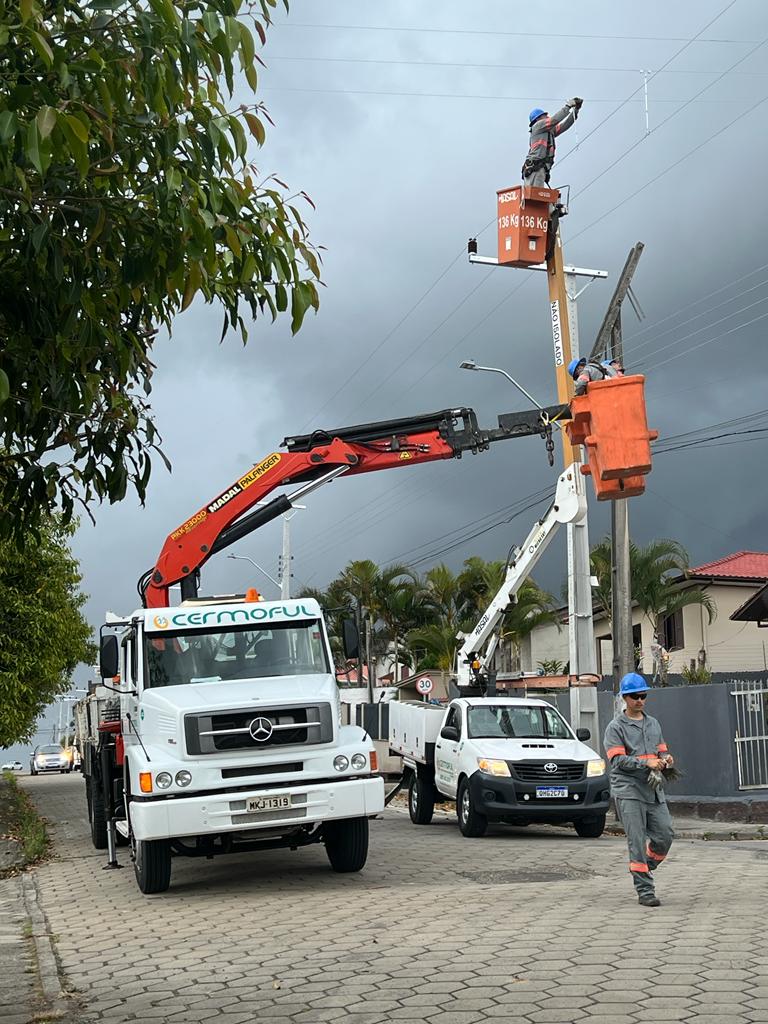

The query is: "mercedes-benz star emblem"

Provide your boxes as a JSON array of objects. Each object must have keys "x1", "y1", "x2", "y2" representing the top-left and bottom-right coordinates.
[
  {"x1": 249, "y1": 717, "x2": 274, "y2": 742},
  {"x1": 543, "y1": 762, "x2": 559, "y2": 774}
]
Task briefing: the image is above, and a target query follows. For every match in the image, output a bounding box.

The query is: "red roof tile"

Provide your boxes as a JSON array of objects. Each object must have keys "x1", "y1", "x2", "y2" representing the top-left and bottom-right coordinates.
[{"x1": 690, "y1": 551, "x2": 768, "y2": 580}]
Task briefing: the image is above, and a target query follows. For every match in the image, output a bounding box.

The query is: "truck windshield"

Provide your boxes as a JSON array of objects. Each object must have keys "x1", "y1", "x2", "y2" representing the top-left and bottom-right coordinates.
[
  {"x1": 467, "y1": 705, "x2": 572, "y2": 740},
  {"x1": 144, "y1": 620, "x2": 330, "y2": 689}
]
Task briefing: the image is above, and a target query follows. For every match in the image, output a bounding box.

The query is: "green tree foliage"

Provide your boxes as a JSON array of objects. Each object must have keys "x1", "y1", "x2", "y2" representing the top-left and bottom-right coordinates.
[
  {"x1": 0, "y1": 519, "x2": 96, "y2": 746},
  {"x1": 0, "y1": 0, "x2": 321, "y2": 539}
]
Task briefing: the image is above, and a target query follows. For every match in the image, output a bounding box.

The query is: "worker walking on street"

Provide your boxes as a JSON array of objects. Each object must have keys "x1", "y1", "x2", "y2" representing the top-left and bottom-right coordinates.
[
  {"x1": 522, "y1": 98, "x2": 583, "y2": 186},
  {"x1": 568, "y1": 356, "x2": 619, "y2": 395},
  {"x1": 604, "y1": 673, "x2": 675, "y2": 907}
]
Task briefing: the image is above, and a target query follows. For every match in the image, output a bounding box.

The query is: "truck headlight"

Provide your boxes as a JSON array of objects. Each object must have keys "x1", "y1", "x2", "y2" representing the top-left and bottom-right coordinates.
[
  {"x1": 333, "y1": 755, "x2": 349, "y2": 772},
  {"x1": 351, "y1": 753, "x2": 367, "y2": 770},
  {"x1": 155, "y1": 772, "x2": 173, "y2": 789},
  {"x1": 587, "y1": 758, "x2": 606, "y2": 777},
  {"x1": 477, "y1": 758, "x2": 511, "y2": 777},
  {"x1": 175, "y1": 771, "x2": 192, "y2": 787}
]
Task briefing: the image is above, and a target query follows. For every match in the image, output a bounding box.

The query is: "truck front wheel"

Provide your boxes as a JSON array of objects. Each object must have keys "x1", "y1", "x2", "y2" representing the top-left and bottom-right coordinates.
[
  {"x1": 408, "y1": 775, "x2": 436, "y2": 825},
  {"x1": 133, "y1": 836, "x2": 172, "y2": 894},
  {"x1": 574, "y1": 815, "x2": 606, "y2": 839},
  {"x1": 323, "y1": 818, "x2": 369, "y2": 873},
  {"x1": 457, "y1": 778, "x2": 488, "y2": 838}
]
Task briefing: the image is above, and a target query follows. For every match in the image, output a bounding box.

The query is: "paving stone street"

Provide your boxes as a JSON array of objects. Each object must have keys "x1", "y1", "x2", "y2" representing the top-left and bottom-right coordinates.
[{"x1": 16, "y1": 774, "x2": 768, "y2": 1024}]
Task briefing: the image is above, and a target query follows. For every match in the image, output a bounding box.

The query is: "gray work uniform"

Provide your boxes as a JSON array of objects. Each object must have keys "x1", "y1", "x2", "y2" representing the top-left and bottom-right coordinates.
[
  {"x1": 574, "y1": 361, "x2": 618, "y2": 396},
  {"x1": 603, "y1": 712, "x2": 675, "y2": 898},
  {"x1": 522, "y1": 105, "x2": 578, "y2": 186}
]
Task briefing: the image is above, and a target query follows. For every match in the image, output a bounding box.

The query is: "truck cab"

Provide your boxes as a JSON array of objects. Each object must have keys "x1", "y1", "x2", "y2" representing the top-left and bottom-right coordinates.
[
  {"x1": 78, "y1": 596, "x2": 384, "y2": 893},
  {"x1": 390, "y1": 696, "x2": 609, "y2": 838}
]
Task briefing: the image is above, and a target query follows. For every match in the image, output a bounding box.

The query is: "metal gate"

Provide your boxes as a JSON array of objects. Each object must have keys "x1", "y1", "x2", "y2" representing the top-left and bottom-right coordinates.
[{"x1": 731, "y1": 680, "x2": 768, "y2": 790}]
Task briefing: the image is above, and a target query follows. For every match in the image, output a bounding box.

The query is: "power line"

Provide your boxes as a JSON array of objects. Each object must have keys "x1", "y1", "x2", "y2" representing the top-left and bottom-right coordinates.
[
  {"x1": 282, "y1": 21, "x2": 750, "y2": 45},
  {"x1": 263, "y1": 85, "x2": 743, "y2": 104},
  {"x1": 266, "y1": 54, "x2": 768, "y2": 77},
  {"x1": 647, "y1": 308, "x2": 768, "y2": 371}
]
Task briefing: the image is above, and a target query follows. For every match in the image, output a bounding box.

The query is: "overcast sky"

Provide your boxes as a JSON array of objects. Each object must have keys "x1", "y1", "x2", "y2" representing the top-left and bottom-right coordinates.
[{"x1": 9, "y1": 0, "x2": 768, "y2": 755}]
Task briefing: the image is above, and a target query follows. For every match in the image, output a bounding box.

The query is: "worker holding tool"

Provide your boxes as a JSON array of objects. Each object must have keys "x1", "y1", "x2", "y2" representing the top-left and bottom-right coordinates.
[
  {"x1": 603, "y1": 673, "x2": 676, "y2": 908},
  {"x1": 522, "y1": 98, "x2": 583, "y2": 186},
  {"x1": 568, "y1": 356, "x2": 618, "y2": 395}
]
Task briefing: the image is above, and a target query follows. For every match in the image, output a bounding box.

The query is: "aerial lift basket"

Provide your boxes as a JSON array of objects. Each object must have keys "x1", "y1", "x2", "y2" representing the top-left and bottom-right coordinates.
[
  {"x1": 496, "y1": 185, "x2": 559, "y2": 267},
  {"x1": 567, "y1": 375, "x2": 658, "y2": 500}
]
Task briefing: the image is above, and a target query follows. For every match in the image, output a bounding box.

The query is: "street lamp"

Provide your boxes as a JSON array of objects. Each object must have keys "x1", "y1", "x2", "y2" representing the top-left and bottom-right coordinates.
[
  {"x1": 459, "y1": 359, "x2": 546, "y2": 413},
  {"x1": 227, "y1": 553, "x2": 280, "y2": 594}
]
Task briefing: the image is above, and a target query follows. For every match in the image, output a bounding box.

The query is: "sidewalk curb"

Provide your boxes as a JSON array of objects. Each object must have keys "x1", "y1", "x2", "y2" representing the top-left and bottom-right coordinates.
[
  {"x1": 605, "y1": 823, "x2": 768, "y2": 842},
  {"x1": 21, "y1": 871, "x2": 71, "y2": 1016}
]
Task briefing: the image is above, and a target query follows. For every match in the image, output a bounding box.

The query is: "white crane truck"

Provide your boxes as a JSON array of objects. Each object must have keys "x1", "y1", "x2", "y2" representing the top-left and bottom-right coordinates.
[
  {"x1": 390, "y1": 463, "x2": 610, "y2": 837},
  {"x1": 74, "y1": 406, "x2": 570, "y2": 894}
]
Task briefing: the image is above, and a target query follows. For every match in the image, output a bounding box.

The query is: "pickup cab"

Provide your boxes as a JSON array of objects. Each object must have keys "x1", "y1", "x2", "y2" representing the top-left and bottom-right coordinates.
[{"x1": 389, "y1": 696, "x2": 610, "y2": 838}]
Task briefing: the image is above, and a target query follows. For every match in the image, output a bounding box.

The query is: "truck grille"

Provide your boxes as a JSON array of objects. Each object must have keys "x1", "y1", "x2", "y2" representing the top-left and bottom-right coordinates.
[
  {"x1": 513, "y1": 762, "x2": 585, "y2": 782},
  {"x1": 184, "y1": 704, "x2": 333, "y2": 755}
]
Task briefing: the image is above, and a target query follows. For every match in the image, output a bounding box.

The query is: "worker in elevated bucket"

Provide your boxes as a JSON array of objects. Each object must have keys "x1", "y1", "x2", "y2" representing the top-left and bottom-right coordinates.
[
  {"x1": 522, "y1": 98, "x2": 583, "y2": 186},
  {"x1": 604, "y1": 673, "x2": 676, "y2": 908},
  {"x1": 568, "y1": 356, "x2": 619, "y2": 395}
]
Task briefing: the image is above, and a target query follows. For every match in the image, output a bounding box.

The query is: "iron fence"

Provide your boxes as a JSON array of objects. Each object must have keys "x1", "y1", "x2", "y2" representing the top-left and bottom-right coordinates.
[{"x1": 731, "y1": 679, "x2": 768, "y2": 790}]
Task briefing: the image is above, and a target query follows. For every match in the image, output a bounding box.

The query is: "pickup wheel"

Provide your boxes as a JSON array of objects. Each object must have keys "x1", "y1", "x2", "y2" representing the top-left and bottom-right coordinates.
[
  {"x1": 457, "y1": 779, "x2": 487, "y2": 838},
  {"x1": 323, "y1": 817, "x2": 369, "y2": 873},
  {"x1": 133, "y1": 836, "x2": 172, "y2": 894},
  {"x1": 87, "y1": 774, "x2": 108, "y2": 850},
  {"x1": 574, "y1": 815, "x2": 606, "y2": 839},
  {"x1": 408, "y1": 775, "x2": 436, "y2": 825}
]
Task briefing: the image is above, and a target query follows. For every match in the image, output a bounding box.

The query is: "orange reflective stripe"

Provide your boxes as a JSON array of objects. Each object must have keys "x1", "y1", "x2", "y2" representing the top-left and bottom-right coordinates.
[
  {"x1": 646, "y1": 843, "x2": 666, "y2": 863},
  {"x1": 629, "y1": 861, "x2": 650, "y2": 873},
  {"x1": 606, "y1": 745, "x2": 626, "y2": 758},
  {"x1": 657, "y1": 743, "x2": 668, "y2": 753},
  {"x1": 637, "y1": 753, "x2": 657, "y2": 760}
]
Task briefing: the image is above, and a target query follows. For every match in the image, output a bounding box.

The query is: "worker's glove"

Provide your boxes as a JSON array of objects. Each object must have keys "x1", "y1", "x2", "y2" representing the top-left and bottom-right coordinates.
[
  {"x1": 661, "y1": 764, "x2": 683, "y2": 784},
  {"x1": 648, "y1": 768, "x2": 664, "y2": 792}
]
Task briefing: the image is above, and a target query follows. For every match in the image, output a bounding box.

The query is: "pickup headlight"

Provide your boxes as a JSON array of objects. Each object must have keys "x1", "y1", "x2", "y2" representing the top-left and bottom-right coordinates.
[
  {"x1": 477, "y1": 757, "x2": 511, "y2": 777},
  {"x1": 587, "y1": 758, "x2": 606, "y2": 777}
]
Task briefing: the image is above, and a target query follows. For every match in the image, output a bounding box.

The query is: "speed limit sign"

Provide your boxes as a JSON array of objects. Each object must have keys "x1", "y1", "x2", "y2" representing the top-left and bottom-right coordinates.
[{"x1": 416, "y1": 677, "x2": 433, "y2": 695}]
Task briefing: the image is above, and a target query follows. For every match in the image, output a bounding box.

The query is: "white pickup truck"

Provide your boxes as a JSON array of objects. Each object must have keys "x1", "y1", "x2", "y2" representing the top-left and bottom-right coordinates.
[{"x1": 390, "y1": 697, "x2": 609, "y2": 838}]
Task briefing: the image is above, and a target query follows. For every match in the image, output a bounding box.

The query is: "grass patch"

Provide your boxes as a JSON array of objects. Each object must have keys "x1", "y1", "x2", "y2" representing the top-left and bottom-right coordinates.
[{"x1": 0, "y1": 771, "x2": 49, "y2": 866}]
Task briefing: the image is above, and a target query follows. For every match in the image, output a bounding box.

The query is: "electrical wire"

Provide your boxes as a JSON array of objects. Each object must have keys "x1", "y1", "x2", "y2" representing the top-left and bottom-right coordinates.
[
  {"x1": 263, "y1": 85, "x2": 742, "y2": 104},
  {"x1": 646, "y1": 308, "x2": 768, "y2": 372},
  {"x1": 282, "y1": 21, "x2": 749, "y2": 45}
]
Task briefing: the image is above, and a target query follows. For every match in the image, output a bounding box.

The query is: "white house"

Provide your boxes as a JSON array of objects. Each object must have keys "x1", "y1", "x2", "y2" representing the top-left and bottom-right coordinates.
[{"x1": 521, "y1": 551, "x2": 768, "y2": 677}]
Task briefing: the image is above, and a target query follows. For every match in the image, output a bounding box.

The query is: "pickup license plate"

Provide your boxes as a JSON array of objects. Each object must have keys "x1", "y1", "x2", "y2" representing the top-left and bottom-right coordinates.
[
  {"x1": 536, "y1": 786, "x2": 568, "y2": 799},
  {"x1": 246, "y1": 795, "x2": 292, "y2": 813}
]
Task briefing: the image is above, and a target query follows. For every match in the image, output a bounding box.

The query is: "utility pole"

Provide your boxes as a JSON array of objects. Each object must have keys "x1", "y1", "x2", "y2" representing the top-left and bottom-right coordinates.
[
  {"x1": 546, "y1": 231, "x2": 598, "y2": 682},
  {"x1": 590, "y1": 243, "x2": 645, "y2": 689},
  {"x1": 277, "y1": 506, "x2": 305, "y2": 600}
]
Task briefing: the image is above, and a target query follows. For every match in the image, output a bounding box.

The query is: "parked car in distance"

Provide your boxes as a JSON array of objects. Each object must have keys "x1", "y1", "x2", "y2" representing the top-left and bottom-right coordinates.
[
  {"x1": 1, "y1": 760, "x2": 24, "y2": 772},
  {"x1": 30, "y1": 744, "x2": 72, "y2": 775}
]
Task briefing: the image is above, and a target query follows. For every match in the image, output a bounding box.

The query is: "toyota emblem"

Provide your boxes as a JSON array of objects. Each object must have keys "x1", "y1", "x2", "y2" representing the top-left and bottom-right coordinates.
[
  {"x1": 249, "y1": 717, "x2": 274, "y2": 742},
  {"x1": 543, "y1": 762, "x2": 559, "y2": 774}
]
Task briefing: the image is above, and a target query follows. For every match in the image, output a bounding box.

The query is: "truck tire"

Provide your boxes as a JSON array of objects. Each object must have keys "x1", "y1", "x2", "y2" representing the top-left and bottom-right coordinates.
[
  {"x1": 133, "y1": 837, "x2": 172, "y2": 894},
  {"x1": 323, "y1": 818, "x2": 369, "y2": 873},
  {"x1": 87, "y1": 774, "x2": 108, "y2": 850},
  {"x1": 574, "y1": 815, "x2": 606, "y2": 839},
  {"x1": 457, "y1": 778, "x2": 487, "y2": 838},
  {"x1": 408, "y1": 775, "x2": 435, "y2": 825}
]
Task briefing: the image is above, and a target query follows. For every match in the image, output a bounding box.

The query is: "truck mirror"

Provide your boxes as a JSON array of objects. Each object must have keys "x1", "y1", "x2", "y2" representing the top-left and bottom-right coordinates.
[
  {"x1": 576, "y1": 727, "x2": 591, "y2": 741},
  {"x1": 100, "y1": 634, "x2": 120, "y2": 679},
  {"x1": 440, "y1": 725, "x2": 459, "y2": 741},
  {"x1": 341, "y1": 619, "x2": 360, "y2": 661}
]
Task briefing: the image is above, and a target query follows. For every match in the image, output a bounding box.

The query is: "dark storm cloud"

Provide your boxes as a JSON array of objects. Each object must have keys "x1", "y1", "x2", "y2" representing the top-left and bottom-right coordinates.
[{"x1": 68, "y1": 0, "x2": 768, "y2": 680}]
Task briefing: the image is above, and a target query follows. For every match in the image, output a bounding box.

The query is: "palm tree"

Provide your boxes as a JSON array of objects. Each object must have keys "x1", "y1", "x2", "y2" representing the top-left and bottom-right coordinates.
[
  {"x1": 374, "y1": 566, "x2": 421, "y2": 683},
  {"x1": 590, "y1": 537, "x2": 716, "y2": 684},
  {"x1": 406, "y1": 621, "x2": 459, "y2": 672}
]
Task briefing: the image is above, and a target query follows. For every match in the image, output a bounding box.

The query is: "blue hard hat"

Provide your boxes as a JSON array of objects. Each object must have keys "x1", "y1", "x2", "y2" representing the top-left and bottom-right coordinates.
[
  {"x1": 568, "y1": 357, "x2": 585, "y2": 378},
  {"x1": 529, "y1": 108, "x2": 546, "y2": 124},
  {"x1": 620, "y1": 672, "x2": 649, "y2": 696},
  {"x1": 601, "y1": 359, "x2": 615, "y2": 368}
]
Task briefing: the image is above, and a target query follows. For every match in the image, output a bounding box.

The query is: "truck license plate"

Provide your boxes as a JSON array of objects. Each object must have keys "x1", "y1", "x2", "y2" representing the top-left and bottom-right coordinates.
[
  {"x1": 247, "y1": 795, "x2": 292, "y2": 813},
  {"x1": 536, "y1": 786, "x2": 568, "y2": 798}
]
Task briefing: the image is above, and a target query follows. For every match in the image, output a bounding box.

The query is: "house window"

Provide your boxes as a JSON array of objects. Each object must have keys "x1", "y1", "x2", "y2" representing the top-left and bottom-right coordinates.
[{"x1": 661, "y1": 609, "x2": 684, "y2": 651}]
